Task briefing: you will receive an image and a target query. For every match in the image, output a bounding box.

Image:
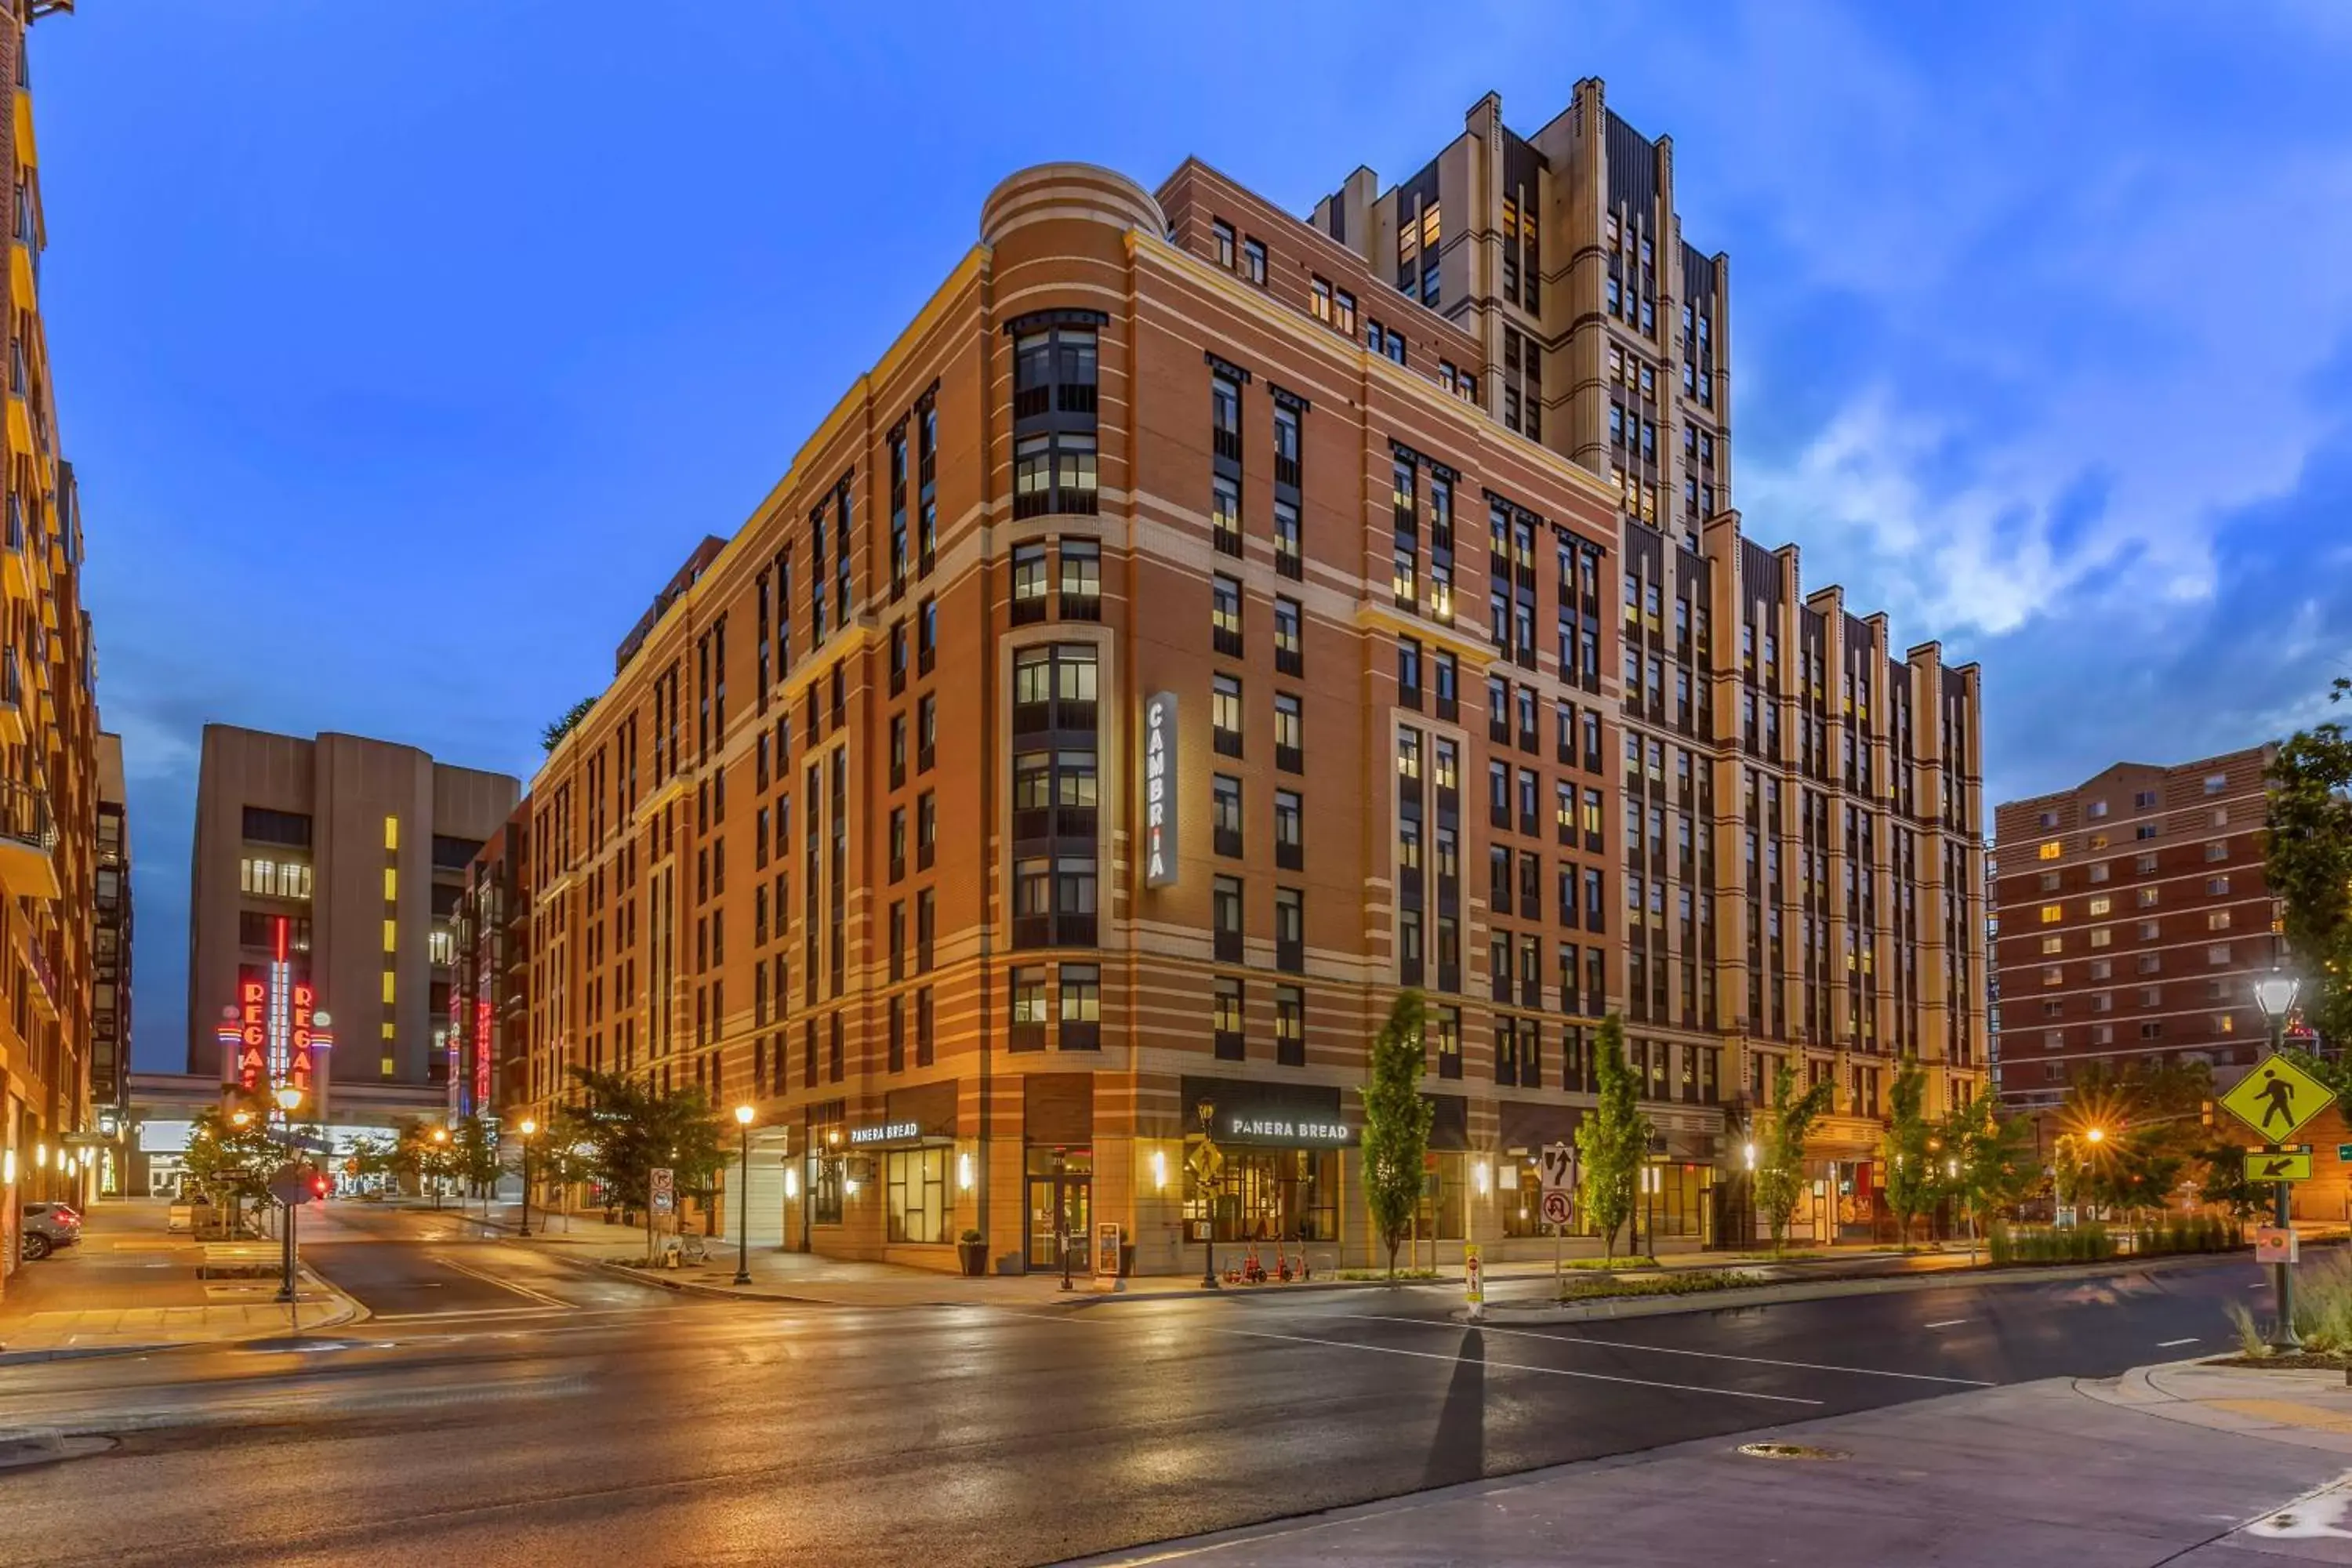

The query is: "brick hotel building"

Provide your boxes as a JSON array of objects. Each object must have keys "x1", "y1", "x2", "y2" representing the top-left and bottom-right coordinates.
[
  {"x1": 1991, "y1": 746, "x2": 2282, "y2": 1116},
  {"x1": 512, "y1": 83, "x2": 1987, "y2": 1272}
]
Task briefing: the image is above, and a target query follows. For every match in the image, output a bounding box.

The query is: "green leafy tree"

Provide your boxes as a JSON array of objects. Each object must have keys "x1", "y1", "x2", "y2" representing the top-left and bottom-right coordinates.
[
  {"x1": 1358, "y1": 991, "x2": 1434, "y2": 1280},
  {"x1": 180, "y1": 1102, "x2": 284, "y2": 1218},
  {"x1": 343, "y1": 1132, "x2": 400, "y2": 1189},
  {"x1": 564, "y1": 1067, "x2": 728, "y2": 1258},
  {"x1": 1575, "y1": 1014, "x2": 1650, "y2": 1263},
  {"x1": 1759, "y1": 1062, "x2": 1835, "y2": 1254},
  {"x1": 394, "y1": 1119, "x2": 463, "y2": 1204},
  {"x1": 1940, "y1": 1094, "x2": 2032, "y2": 1258},
  {"x1": 542, "y1": 695, "x2": 599, "y2": 754},
  {"x1": 1880, "y1": 1056, "x2": 1936, "y2": 1250},
  {"x1": 2195, "y1": 1136, "x2": 2267, "y2": 1220},
  {"x1": 2053, "y1": 1059, "x2": 2212, "y2": 1217},
  {"x1": 2264, "y1": 677, "x2": 2352, "y2": 1047},
  {"x1": 452, "y1": 1116, "x2": 505, "y2": 1210}
]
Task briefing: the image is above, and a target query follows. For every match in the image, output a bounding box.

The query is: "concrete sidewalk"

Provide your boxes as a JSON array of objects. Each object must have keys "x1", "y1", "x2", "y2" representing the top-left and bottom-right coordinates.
[
  {"x1": 446, "y1": 1199, "x2": 1985, "y2": 1310},
  {"x1": 0, "y1": 1197, "x2": 361, "y2": 1363},
  {"x1": 1063, "y1": 1361, "x2": 2352, "y2": 1566}
]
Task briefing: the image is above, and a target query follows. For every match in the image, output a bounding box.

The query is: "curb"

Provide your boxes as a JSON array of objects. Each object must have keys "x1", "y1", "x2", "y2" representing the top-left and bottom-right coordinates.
[
  {"x1": 0, "y1": 1264, "x2": 365, "y2": 1367},
  {"x1": 1459, "y1": 1250, "x2": 2264, "y2": 1326}
]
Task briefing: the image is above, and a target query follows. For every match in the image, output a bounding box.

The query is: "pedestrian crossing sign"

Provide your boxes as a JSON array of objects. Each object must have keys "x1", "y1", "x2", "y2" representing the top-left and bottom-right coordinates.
[{"x1": 2220, "y1": 1054, "x2": 2335, "y2": 1144}]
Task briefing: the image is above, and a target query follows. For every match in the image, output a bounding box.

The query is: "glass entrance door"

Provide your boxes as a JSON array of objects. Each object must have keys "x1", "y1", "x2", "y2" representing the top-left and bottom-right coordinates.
[{"x1": 1025, "y1": 1174, "x2": 1091, "y2": 1270}]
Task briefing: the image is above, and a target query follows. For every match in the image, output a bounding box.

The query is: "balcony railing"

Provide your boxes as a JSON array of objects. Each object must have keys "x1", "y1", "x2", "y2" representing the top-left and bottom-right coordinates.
[{"x1": 0, "y1": 775, "x2": 60, "y2": 899}]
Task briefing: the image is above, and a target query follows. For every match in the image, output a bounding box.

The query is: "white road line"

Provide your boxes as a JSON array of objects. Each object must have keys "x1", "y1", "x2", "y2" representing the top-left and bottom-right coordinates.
[
  {"x1": 978, "y1": 1306, "x2": 1820, "y2": 1406},
  {"x1": 1209, "y1": 1325, "x2": 1822, "y2": 1406},
  {"x1": 1923, "y1": 1319, "x2": 1971, "y2": 1330},
  {"x1": 1342, "y1": 1315, "x2": 1992, "y2": 1386},
  {"x1": 366, "y1": 1306, "x2": 574, "y2": 1323},
  {"x1": 432, "y1": 1254, "x2": 572, "y2": 1308},
  {"x1": 2158, "y1": 1338, "x2": 2198, "y2": 1348}
]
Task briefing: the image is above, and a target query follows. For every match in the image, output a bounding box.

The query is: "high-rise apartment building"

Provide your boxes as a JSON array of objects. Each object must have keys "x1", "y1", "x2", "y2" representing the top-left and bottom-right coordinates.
[
  {"x1": 1991, "y1": 746, "x2": 2281, "y2": 1114},
  {"x1": 449, "y1": 797, "x2": 530, "y2": 1121},
  {"x1": 94, "y1": 730, "x2": 128, "y2": 1111},
  {"x1": 186, "y1": 727, "x2": 518, "y2": 1115},
  {"x1": 2, "y1": 0, "x2": 108, "y2": 1287},
  {"x1": 514, "y1": 88, "x2": 1983, "y2": 1274}
]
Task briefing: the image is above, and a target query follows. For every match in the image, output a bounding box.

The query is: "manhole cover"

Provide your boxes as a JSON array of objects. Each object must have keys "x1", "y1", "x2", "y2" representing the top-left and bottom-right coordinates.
[
  {"x1": 1737, "y1": 1442, "x2": 1849, "y2": 1461},
  {"x1": 0, "y1": 1433, "x2": 119, "y2": 1472}
]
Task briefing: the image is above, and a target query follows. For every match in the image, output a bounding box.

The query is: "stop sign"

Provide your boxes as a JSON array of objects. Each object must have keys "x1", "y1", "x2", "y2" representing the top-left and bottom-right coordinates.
[{"x1": 267, "y1": 1163, "x2": 318, "y2": 1206}]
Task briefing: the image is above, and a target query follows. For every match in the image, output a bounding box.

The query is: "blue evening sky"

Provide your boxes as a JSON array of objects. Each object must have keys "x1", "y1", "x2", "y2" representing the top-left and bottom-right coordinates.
[{"x1": 34, "y1": 2, "x2": 2352, "y2": 1071}]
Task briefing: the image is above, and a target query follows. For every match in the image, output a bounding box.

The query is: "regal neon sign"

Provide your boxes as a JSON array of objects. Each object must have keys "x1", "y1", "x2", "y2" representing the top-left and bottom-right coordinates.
[{"x1": 216, "y1": 915, "x2": 332, "y2": 1105}]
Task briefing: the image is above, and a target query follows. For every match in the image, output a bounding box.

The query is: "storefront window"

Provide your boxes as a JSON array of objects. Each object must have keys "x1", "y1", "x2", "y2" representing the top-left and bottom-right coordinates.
[
  {"x1": 1641, "y1": 1161, "x2": 1714, "y2": 1241},
  {"x1": 1501, "y1": 1155, "x2": 1549, "y2": 1238},
  {"x1": 887, "y1": 1147, "x2": 948, "y2": 1243},
  {"x1": 1184, "y1": 1143, "x2": 1338, "y2": 1243}
]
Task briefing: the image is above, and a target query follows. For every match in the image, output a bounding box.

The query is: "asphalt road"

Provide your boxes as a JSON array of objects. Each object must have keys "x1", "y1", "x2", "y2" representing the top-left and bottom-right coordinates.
[{"x1": 0, "y1": 1217, "x2": 2284, "y2": 1568}]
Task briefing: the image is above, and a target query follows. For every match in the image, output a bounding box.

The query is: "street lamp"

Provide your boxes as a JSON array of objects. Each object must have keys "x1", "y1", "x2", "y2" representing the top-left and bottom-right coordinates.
[
  {"x1": 2084, "y1": 1126, "x2": 2105, "y2": 1145},
  {"x1": 733, "y1": 1105, "x2": 755, "y2": 1285},
  {"x1": 1196, "y1": 1098, "x2": 1219, "y2": 1290},
  {"x1": 517, "y1": 1119, "x2": 537, "y2": 1237},
  {"x1": 274, "y1": 1086, "x2": 304, "y2": 1305},
  {"x1": 2254, "y1": 967, "x2": 2305, "y2": 1351},
  {"x1": 430, "y1": 1125, "x2": 450, "y2": 1210}
]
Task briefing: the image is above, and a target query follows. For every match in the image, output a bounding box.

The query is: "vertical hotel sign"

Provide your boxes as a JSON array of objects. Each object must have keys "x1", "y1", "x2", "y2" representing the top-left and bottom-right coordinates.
[{"x1": 1145, "y1": 692, "x2": 1178, "y2": 887}]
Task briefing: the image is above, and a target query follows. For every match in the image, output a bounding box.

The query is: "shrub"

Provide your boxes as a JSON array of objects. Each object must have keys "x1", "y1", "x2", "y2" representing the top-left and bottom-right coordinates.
[
  {"x1": 2291, "y1": 1249, "x2": 2352, "y2": 1352},
  {"x1": 2227, "y1": 1300, "x2": 2268, "y2": 1358},
  {"x1": 1987, "y1": 1223, "x2": 2116, "y2": 1265},
  {"x1": 1557, "y1": 1269, "x2": 1764, "y2": 1303}
]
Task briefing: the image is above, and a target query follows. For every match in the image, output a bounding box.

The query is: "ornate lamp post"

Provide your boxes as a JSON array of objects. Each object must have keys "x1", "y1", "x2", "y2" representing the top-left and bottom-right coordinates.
[
  {"x1": 516, "y1": 1119, "x2": 537, "y2": 1236},
  {"x1": 1197, "y1": 1098, "x2": 1219, "y2": 1290},
  {"x1": 274, "y1": 1084, "x2": 304, "y2": 1304},
  {"x1": 2253, "y1": 968, "x2": 2303, "y2": 1351},
  {"x1": 733, "y1": 1105, "x2": 756, "y2": 1285}
]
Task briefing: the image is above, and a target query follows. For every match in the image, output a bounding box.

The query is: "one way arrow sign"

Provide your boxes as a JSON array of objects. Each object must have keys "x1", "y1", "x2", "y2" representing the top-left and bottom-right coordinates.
[{"x1": 2248, "y1": 1147, "x2": 2314, "y2": 1182}]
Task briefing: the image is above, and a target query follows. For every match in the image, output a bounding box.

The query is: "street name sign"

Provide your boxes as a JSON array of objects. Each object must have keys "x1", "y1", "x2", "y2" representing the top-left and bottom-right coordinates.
[{"x1": 2220, "y1": 1054, "x2": 2334, "y2": 1144}]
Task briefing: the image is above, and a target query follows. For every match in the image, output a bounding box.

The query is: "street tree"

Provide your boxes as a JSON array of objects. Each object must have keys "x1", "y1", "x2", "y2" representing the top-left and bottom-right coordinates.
[
  {"x1": 180, "y1": 1102, "x2": 282, "y2": 1231},
  {"x1": 1758, "y1": 1062, "x2": 1835, "y2": 1255},
  {"x1": 394, "y1": 1119, "x2": 463, "y2": 1205},
  {"x1": 1358, "y1": 990, "x2": 1433, "y2": 1281},
  {"x1": 452, "y1": 1115, "x2": 505, "y2": 1214},
  {"x1": 2053, "y1": 1059, "x2": 2212, "y2": 1218},
  {"x1": 2264, "y1": 677, "x2": 2352, "y2": 1048},
  {"x1": 564, "y1": 1067, "x2": 728, "y2": 1258},
  {"x1": 542, "y1": 695, "x2": 599, "y2": 754},
  {"x1": 1940, "y1": 1093, "x2": 2032, "y2": 1259},
  {"x1": 1575, "y1": 1014, "x2": 1650, "y2": 1264},
  {"x1": 1879, "y1": 1056, "x2": 1935, "y2": 1250}
]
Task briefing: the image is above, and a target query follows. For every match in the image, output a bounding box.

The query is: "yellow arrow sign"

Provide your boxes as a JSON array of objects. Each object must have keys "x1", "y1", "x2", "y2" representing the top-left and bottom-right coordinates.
[
  {"x1": 2220, "y1": 1054, "x2": 2336, "y2": 1144},
  {"x1": 2247, "y1": 1148, "x2": 2314, "y2": 1182}
]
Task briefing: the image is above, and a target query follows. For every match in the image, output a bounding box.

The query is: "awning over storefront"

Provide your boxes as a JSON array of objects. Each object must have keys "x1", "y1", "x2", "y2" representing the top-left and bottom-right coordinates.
[
  {"x1": 1498, "y1": 1099, "x2": 1584, "y2": 1153},
  {"x1": 1181, "y1": 1076, "x2": 1355, "y2": 1148}
]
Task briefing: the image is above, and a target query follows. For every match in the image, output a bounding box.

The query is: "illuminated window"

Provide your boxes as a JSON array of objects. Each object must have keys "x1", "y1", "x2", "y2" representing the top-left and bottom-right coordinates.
[
  {"x1": 2089, "y1": 833, "x2": 2108, "y2": 850},
  {"x1": 2040, "y1": 936, "x2": 2062, "y2": 954},
  {"x1": 2218, "y1": 1014, "x2": 2236, "y2": 1034},
  {"x1": 383, "y1": 815, "x2": 400, "y2": 851},
  {"x1": 383, "y1": 867, "x2": 398, "y2": 902},
  {"x1": 380, "y1": 1055, "x2": 396, "y2": 1078},
  {"x1": 383, "y1": 919, "x2": 398, "y2": 953},
  {"x1": 428, "y1": 927, "x2": 453, "y2": 966},
  {"x1": 2042, "y1": 967, "x2": 2063, "y2": 986},
  {"x1": 2088, "y1": 897, "x2": 2111, "y2": 916},
  {"x1": 2089, "y1": 928, "x2": 2112, "y2": 948},
  {"x1": 2208, "y1": 910, "x2": 2232, "y2": 931},
  {"x1": 382, "y1": 972, "x2": 397, "y2": 1005},
  {"x1": 2037, "y1": 841, "x2": 2060, "y2": 861},
  {"x1": 2039, "y1": 905, "x2": 2061, "y2": 924}
]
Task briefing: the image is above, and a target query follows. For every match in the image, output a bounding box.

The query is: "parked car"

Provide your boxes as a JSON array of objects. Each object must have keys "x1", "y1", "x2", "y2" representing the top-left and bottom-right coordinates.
[{"x1": 20, "y1": 1202, "x2": 82, "y2": 1260}]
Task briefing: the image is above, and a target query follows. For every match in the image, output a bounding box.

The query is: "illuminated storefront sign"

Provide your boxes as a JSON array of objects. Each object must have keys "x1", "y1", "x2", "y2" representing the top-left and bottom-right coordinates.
[
  {"x1": 848, "y1": 1120, "x2": 920, "y2": 1146},
  {"x1": 1144, "y1": 691, "x2": 1178, "y2": 887}
]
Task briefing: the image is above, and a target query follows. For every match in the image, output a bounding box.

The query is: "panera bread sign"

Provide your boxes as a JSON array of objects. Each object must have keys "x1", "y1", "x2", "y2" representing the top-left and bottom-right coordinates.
[{"x1": 1145, "y1": 692, "x2": 1179, "y2": 887}]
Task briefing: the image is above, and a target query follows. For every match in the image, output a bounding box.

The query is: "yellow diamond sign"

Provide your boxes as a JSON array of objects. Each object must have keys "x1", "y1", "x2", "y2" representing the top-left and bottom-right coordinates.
[{"x1": 2221, "y1": 1054, "x2": 2336, "y2": 1144}]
